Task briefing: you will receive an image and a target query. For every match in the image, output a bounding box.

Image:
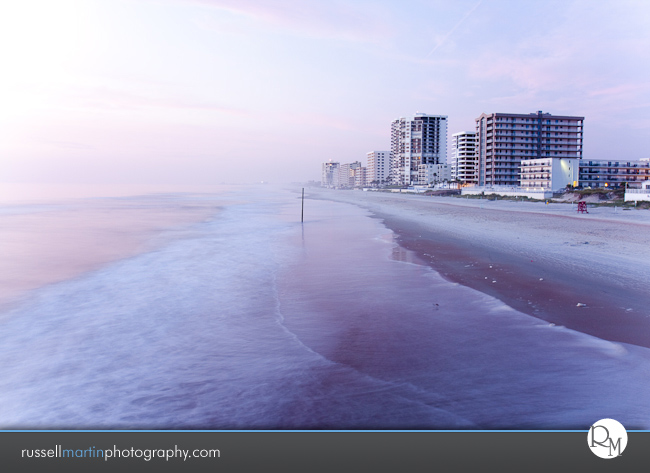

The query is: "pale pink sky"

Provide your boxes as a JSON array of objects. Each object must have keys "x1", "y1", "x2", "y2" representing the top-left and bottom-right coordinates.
[{"x1": 1, "y1": 0, "x2": 649, "y2": 186}]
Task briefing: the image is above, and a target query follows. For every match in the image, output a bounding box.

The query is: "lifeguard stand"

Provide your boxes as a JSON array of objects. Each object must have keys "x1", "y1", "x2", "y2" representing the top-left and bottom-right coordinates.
[{"x1": 577, "y1": 201, "x2": 588, "y2": 213}]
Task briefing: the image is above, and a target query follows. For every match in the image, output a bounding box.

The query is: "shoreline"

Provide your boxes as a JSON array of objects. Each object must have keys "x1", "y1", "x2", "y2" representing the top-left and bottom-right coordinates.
[{"x1": 307, "y1": 189, "x2": 650, "y2": 349}]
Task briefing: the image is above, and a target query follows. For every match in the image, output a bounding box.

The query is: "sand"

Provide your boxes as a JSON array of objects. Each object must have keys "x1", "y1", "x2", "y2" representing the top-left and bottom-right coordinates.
[
  {"x1": 307, "y1": 188, "x2": 650, "y2": 349},
  {"x1": 0, "y1": 196, "x2": 222, "y2": 308}
]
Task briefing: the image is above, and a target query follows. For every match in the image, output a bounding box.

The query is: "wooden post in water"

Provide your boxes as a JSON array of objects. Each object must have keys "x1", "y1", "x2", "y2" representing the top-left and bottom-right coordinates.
[{"x1": 301, "y1": 188, "x2": 304, "y2": 223}]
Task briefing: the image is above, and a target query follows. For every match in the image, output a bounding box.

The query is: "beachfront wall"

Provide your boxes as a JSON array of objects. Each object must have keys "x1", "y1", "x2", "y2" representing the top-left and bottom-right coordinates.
[{"x1": 461, "y1": 186, "x2": 554, "y2": 200}]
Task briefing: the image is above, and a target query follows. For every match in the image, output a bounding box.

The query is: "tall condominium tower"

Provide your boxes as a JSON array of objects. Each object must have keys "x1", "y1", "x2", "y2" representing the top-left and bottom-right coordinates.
[
  {"x1": 450, "y1": 131, "x2": 478, "y2": 185},
  {"x1": 390, "y1": 113, "x2": 448, "y2": 186},
  {"x1": 321, "y1": 161, "x2": 340, "y2": 188},
  {"x1": 366, "y1": 151, "x2": 389, "y2": 186},
  {"x1": 475, "y1": 111, "x2": 584, "y2": 186}
]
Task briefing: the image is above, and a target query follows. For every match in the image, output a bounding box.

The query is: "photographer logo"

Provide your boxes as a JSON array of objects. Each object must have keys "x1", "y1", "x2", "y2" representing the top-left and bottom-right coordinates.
[{"x1": 588, "y1": 418, "x2": 627, "y2": 459}]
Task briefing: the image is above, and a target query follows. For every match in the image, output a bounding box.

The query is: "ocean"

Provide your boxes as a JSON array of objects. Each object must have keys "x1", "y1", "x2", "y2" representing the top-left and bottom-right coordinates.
[{"x1": 1, "y1": 185, "x2": 649, "y2": 429}]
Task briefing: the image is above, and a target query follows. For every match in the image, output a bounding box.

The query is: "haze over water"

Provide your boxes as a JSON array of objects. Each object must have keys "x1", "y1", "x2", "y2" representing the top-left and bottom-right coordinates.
[{"x1": 1, "y1": 186, "x2": 649, "y2": 429}]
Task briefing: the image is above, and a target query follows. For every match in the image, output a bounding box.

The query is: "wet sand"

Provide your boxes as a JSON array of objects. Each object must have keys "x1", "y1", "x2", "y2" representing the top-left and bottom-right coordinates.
[
  {"x1": 308, "y1": 189, "x2": 650, "y2": 349},
  {"x1": 0, "y1": 196, "x2": 222, "y2": 308}
]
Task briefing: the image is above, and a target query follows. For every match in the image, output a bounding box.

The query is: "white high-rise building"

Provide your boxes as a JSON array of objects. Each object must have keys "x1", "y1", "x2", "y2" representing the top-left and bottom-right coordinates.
[
  {"x1": 390, "y1": 113, "x2": 448, "y2": 186},
  {"x1": 321, "y1": 161, "x2": 340, "y2": 188},
  {"x1": 450, "y1": 131, "x2": 478, "y2": 185},
  {"x1": 366, "y1": 151, "x2": 389, "y2": 186}
]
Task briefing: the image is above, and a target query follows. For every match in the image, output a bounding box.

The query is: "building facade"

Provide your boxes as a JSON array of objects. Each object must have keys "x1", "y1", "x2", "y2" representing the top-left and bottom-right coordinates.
[
  {"x1": 354, "y1": 166, "x2": 367, "y2": 188},
  {"x1": 417, "y1": 163, "x2": 451, "y2": 186},
  {"x1": 450, "y1": 131, "x2": 478, "y2": 185},
  {"x1": 624, "y1": 181, "x2": 650, "y2": 202},
  {"x1": 338, "y1": 161, "x2": 363, "y2": 188},
  {"x1": 366, "y1": 151, "x2": 389, "y2": 186},
  {"x1": 321, "y1": 161, "x2": 340, "y2": 188},
  {"x1": 476, "y1": 111, "x2": 584, "y2": 186},
  {"x1": 520, "y1": 158, "x2": 579, "y2": 190},
  {"x1": 579, "y1": 160, "x2": 650, "y2": 188},
  {"x1": 390, "y1": 113, "x2": 448, "y2": 186}
]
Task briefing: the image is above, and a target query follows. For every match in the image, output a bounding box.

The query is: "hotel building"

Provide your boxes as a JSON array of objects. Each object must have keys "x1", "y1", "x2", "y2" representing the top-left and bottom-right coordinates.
[
  {"x1": 390, "y1": 113, "x2": 448, "y2": 186},
  {"x1": 475, "y1": 111, "x2": 584, "y2": 186},
  {"x1": 450, "y1": 131, "x2": 478, "y2": 185}
]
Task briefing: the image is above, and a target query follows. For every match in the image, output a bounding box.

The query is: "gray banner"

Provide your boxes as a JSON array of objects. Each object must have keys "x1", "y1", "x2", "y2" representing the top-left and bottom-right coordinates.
[{"x1": 1, "y1": 431, "x2": 646, "y2": 472}]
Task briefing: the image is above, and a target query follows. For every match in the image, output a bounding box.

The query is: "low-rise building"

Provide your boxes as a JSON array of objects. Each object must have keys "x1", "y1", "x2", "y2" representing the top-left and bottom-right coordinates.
[
  {"x1": 520, "y1": 158, "x2": 579, "y2": 191},
  {"x1": 624, "y1": 181, "x2": 650, "y2": 202},
  {"x1": 417, "y1": 163, "x2": 451, "y2": 186},
  {"x1": 579, "y1": 160, "x2": 650, "y2": 188}
]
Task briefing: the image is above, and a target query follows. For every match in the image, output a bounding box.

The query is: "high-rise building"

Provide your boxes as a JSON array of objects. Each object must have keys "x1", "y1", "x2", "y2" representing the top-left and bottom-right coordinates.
[
  {"x1": 390, "y1": 113, "x2": 448, "y2": 186},
  {"x1": 354, "y1": 166, "x2": 367, "y2": 188},
  {"x1": 339, "y1": 161, "x2": 363, "y2": 188},
  {"x1": 450, "y1": 131, "x2": 478, "y2": 185},
  {"x1": 321, "y1": 161, "x2": 340, "y2": 187},
  {"x1": 475, "y1": 111, "x2": 584, "y2": 186},
  {"x1": 366, "y1": 151, "x2": 389, "y2": 186}
]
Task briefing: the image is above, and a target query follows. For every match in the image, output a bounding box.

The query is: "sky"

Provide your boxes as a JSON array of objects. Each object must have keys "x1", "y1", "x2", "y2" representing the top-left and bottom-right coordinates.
[{"x1": 1, "y1": 0, "x2": 649, "y2": 186}]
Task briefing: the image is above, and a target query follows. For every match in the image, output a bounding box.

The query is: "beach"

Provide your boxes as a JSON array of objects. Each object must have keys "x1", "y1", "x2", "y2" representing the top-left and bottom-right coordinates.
[
  {"x1": 2, "y1": 185, "x2": 650, "y2": 429},
  {"x1": 307, "y1": 188, "x2": 650, "y2": 349}
]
